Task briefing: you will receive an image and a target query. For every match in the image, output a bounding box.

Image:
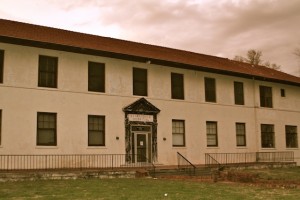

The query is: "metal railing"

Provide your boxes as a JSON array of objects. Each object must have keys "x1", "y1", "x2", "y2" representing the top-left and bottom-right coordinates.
[
  {"x1": 177, "y1": 152, "x2": 196, "y2": 175},
  {"x1": 205, "y1": 153, "x2": 222, "y2": 170},
  {"x1": 0, "y1": 154, "x2": 155, "y2": 173},
  {"x1": 205, "y1": 151, "x2": 294, "y2": 166}
]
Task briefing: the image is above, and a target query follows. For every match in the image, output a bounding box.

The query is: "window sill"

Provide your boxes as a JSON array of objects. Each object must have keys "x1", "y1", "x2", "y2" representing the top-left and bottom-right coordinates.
[
  {"x1": 261, "y1": 148, "x2": 276, "y2": 150},
  {"x1": 206, "y1": 146, "x2": 219, "y2": 149},
  {"x1": 286, "y1": 147, "x2": 299, "y2": 150},
  {"x1": 172, "y1": 146, "x2": 186, "y2": 149},
  {"x1": 87, "y1": 146, "x2": 107, "y2": 149},
  {"x1": 236, "y1": 146, "x2": 248, "y2": 149},
  {"x1": 36, "y1": 146, "x2": 59, "y2": 149}
]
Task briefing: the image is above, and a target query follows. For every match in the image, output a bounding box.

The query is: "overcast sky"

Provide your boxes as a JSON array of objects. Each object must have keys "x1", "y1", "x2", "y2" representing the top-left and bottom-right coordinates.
[{"x1": 1, "y1": 0, "x2": 300, "y2": 76}]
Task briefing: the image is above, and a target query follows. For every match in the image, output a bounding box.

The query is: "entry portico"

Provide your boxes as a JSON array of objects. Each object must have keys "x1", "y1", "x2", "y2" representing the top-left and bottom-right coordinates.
[{"x1": 123, "y1": 98, "x2": 160, "y2": 163}]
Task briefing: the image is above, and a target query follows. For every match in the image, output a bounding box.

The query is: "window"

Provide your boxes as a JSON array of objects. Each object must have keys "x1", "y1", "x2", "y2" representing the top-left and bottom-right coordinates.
[
  {"x1": 172, "y1": 120, "x2": 185, "y2": 146},
  {"x1": 286, "y1": 126, "x2": 298, "y2": 148},
  {"x1": 171, "y1": 73, "x2": 184, "y2": 100},
  {"x1": 133, "y1": 68, "x2": 147, "y2": 96},
  {"x1": 38, "y1": 55, "x2": 58, "y2": 88},
  {"x1": 205, "y1": 77, "x2": 216, "y2": 102},
  {"x1": 37, "y1": 112, "x2": 57, "y2": 146},
  {"x1": 259, "y1": 86, "x2": 273, "y2": 108},
  {"x1": 234, "y1": 82, "x2": 244, "y2": 105},
  {"x1": 236, "y1": 123, "x2": 246, "y2": 146},
  {"x1": 88, "y1": 115, "x2": 105, "y2": 146},
  {"x1": 88, "y1": 62, "x2": 105, "y2": 92},
  {"x1": 281, "y1": 89, "x2": 285, "y2": 97},
  {"x1": 261, "y1": 124, "x2": 275, "y2": 148},
  {"x1": 0, "y1": 50, "x2": 4, "y2": 83},
  {"x1": 206, "y1": 121, "x2": 218, "y2": 147},
  {"x1": 0, "y1": 110, "x2": 2, "y2": 145}
]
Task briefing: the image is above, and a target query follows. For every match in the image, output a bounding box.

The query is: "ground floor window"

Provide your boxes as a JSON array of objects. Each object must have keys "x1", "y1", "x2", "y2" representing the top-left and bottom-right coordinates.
[
  {"x1": 236, "y1": 123, "x2": 246, "y2": 146},
  {"x1": 172, "y1": 120, "x2": 185, "y2": 147},
  {"x1": 286, "y1": 125, "x2": 298, "y2": 148},
  {"x1": 261, "y1": 124, "x2": 275, "y2": 148},
  {"x1": 206, "y1": 121, "x2": 218, "y2": 147},
  {"x1": 88, "y1": 115, "x2": 105, "y2": 146},
  {"x1": 37, "y1": 112, "x2": 57, "y2": 146}
]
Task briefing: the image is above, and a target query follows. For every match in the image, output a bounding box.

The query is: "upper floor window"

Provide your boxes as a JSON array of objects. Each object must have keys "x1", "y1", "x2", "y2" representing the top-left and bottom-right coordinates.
[
  {"x1": 286, "y1": 125, "x2": 298, "y2": 148},
  {"x1": 172, "y1": 120, "x2": 185, "y2": 147},
  {"x1": 171, "y1": 73, "x2": 184, "y2": 100},
  {"x1": 38, "y1": 55, "x2": 58, "y2": 88},
  {"x1": 236, "y1": 123, "x2": 246, "y2": 146},
  {"x1": 280, "y1": 89, "x2": 286, "y2": 97},
  {"x1": 206, "y1": 121, "x2": 218, "y2": 147},
  {"x1": 234, "y1": 82, "x2": 244, "y2": 105},
  {"x1": 259, "y1": 86, "x2": 272, "y2": 108},
  {"x1": 88, "y1": 62, "x2": 105, "y2": 92},
  {"x1": 0, "y1": 50, "x2": 4, "y2": 83},
  {"x1": 88, "y1": 115, "x2": 105, "y2": 146},
  {"x1": 37, "y1": 112, "x2": 57, "y2": 146},
  {"x1": 205, "y1": 77, "x2": 216, "y2": 102},
  {"x1": 261, "y1": 124, "x2": 274, "y2": 148},
  {"x1": 133, "y1": 68, "x2": 147, "y2": 96}
]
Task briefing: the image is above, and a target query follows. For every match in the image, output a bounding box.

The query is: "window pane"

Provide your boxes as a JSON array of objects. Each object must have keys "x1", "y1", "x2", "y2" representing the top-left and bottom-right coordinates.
[
  {"x1": 205, "y1": 78, "x2": 216, "y2": 102},
  {"x1": 38, "y1": 56, "x2": 58, "y2": 88},
  {"x1": 37, "y1": 112, "x2": 57, "y2": 146},
  {"x1": 88, "y1": 115, "x2": 105, "y2": 146},
  {"x1": 88, "y1": 131, "x2": 104, "y2": 145},
  {"x1": 172, "y1": 133, "x2": 184, "y2": 146},
  {"x1": 133, "y1": 68, "x2": 147, "y2": 96},
  {"x1": 172, "y1": 120, "x2": 185, "y2": 146},
  {"x1": 88, "y1": 62, "x2": 105, "y2": 92},
  {"x1": 38, "y1": 130, "x2": 55, "y2": 144},
  {"x1": 234, "y1": 82, "x2": 244, "y2": 105},
  {"x1": 171, "y1": 73, "x2": 184, "y2": 100}
]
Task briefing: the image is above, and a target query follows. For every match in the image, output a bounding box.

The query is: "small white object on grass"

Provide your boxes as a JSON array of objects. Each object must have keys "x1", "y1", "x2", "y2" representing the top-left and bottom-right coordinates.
[{"x1": 164, "y1": 193, "x2": 168, "y2": 197}]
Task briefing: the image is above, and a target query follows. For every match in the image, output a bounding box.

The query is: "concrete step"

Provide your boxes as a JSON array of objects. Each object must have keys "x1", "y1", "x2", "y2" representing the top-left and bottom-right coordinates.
[{"x1": 149, "y1": 167, "x2": 213, "y2": 178}]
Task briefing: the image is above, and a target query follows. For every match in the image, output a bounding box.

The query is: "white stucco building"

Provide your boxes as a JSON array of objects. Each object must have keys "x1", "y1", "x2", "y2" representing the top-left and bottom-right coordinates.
[{"x1": 0, "y1": 19, "x2": 299, "y2": 167}]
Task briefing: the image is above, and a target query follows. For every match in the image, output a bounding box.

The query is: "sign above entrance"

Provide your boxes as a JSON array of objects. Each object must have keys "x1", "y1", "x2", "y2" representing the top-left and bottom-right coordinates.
[{"x1": 128, "y1": 114, "x2": 153, "y2": 122}]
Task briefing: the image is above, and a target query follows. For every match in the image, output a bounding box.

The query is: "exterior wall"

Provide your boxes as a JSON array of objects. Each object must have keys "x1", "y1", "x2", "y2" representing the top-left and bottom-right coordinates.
[{"x1": 0, "y1": 42, "x2": 299, "y2": 165}]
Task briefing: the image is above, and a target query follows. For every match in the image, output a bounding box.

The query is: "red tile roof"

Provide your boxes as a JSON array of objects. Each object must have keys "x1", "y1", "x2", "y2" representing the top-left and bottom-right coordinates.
[{"x1": 0, "y1": 19, "x2": 300, "y2": 86}]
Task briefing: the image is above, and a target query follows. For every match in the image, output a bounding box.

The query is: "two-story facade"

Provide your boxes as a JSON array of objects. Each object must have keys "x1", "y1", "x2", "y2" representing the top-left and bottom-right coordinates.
[{"x1": 0, "y1": 19, "x2": 299, "y2": 166}]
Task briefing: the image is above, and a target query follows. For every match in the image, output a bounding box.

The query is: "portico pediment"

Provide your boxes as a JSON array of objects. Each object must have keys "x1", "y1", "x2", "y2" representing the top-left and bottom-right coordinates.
[{"x1": 123, "y1": 98, "x2": 160, "y2": 114}]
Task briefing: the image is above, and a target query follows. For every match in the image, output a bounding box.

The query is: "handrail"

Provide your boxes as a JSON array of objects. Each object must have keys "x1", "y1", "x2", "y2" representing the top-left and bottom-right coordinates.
[
  {"x1": 205, "y1": 153, "x2": 222, "y2": 170},
  {"x1": 177, "y1": 152, "x2": 196, "y2": 175},
  {"x1": 205, "y1": 151, "x2": 294, "y2": 167}
]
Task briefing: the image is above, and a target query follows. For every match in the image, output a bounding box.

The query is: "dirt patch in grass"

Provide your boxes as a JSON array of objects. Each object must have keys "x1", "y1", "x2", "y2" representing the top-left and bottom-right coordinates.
[{"x1": 159, "y1": 167, "x2": 300, "y2": 189}]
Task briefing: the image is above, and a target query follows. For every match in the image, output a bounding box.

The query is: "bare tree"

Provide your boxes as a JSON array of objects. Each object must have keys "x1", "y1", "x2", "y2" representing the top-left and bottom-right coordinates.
[
  {"x1": 234, "y1": 49, "x2": 280, "y2": 71},
  {"x1": 246, "y1": 49, "x2": 263, "y2": 65},
  {"x1": 233, "y1": 55, "x2": 245, "y2": 63},
  {"x1": 264, "y1": 61, "x2": 281, "y2": 71}
]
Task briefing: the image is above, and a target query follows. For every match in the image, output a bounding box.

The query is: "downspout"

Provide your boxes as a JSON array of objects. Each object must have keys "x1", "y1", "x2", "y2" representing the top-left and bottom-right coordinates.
[{"x1": 252, "y1": 77, "x2": 259, "y2": 153}]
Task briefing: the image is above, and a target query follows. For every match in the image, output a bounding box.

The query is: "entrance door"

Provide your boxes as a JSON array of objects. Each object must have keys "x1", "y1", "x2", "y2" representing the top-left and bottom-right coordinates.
[
  {"x1": 136, "y1": 134, "x2": 147, "y2": 162},
  {"x1": 131, "y1": 125, "x2": 152, "y2": 163}
]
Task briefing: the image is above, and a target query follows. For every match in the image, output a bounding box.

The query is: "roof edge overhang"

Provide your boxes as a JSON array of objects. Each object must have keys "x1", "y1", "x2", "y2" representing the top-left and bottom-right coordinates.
[{"x1": 1, "y1": 36, "x2": 300, "y2": 87}]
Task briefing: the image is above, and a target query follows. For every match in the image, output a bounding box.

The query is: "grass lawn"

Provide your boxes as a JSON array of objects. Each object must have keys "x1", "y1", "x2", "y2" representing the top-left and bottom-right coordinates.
[{"x1": 0, "y1": 177, "x2": 300, "y2": 200}]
